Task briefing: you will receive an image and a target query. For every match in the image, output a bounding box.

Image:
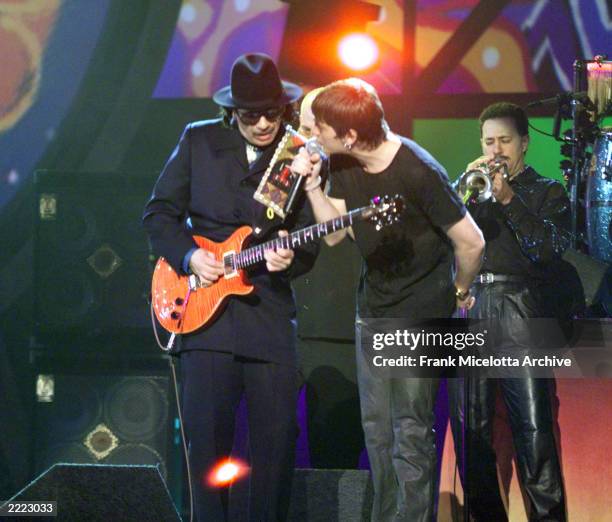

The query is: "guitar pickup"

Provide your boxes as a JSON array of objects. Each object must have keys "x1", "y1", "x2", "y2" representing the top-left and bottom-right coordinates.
[{"x1": 223, "y1": 251, "x2": 238, "y2": 279}]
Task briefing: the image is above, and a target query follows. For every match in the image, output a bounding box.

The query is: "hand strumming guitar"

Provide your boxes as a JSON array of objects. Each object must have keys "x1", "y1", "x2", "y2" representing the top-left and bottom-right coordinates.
[{"x1": 189, "y1": 249, "x2": 224, "y2": 287}]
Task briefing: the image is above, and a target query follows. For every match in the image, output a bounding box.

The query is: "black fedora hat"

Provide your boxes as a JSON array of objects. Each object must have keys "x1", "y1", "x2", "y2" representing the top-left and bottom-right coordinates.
[{"x1": 212, "y1": 53, "x2": 302, "y2": 110}]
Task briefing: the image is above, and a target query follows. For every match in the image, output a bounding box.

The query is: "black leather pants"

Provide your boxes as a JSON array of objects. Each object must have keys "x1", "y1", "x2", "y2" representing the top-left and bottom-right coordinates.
[
  {"x1": 449, "y1": 377, "x2": 566, "y2": 521},
  {"x1": 448, "y1": 282, "x2": 567, "y2": 521}
]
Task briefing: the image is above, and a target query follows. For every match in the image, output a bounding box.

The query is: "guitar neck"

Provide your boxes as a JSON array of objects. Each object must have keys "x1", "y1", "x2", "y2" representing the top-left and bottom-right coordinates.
[{"x1": 235, "y1": 206, "x2": 372, "y2": 269}]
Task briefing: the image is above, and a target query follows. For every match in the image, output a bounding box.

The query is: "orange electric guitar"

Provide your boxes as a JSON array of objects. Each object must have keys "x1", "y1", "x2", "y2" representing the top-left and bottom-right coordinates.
[{"x1": 151, "y1": 195, "x2": 404, "y2": 334}]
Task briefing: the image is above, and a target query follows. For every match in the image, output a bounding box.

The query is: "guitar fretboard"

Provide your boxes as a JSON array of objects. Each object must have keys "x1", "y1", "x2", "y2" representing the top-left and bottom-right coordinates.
[{"x1": 232, "y1": 207, "x2": 369, "y2": 270}]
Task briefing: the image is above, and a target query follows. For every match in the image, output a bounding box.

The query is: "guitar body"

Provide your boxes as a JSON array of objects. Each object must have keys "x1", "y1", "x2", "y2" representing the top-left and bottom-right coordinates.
[
  {"x1": 150, "y1": 195, "x2": 404, "y2": 337},
  {"x1": 151, "y1": 226, "x2": 254, "y2": 334}
]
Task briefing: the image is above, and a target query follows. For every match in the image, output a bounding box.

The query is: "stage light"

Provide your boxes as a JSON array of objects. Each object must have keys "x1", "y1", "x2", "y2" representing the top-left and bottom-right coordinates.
[
  {"x1": 278, "y1": 1, "x2": 381, "y2": 86},
  {"x1": 338, "y1": 33, "x2": 379, "y2": 71},
  {"x1": 216, "y1": 462, "x2": 238, "y2": 482},
  {"x1": 207, "y1": 458, "x2": 249, "y2": 487}
]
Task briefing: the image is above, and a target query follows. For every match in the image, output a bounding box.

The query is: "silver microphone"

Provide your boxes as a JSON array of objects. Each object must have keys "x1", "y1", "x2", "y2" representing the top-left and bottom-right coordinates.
[{"x1": 305, "y1": 138, "x2": 327, "y2": 160}]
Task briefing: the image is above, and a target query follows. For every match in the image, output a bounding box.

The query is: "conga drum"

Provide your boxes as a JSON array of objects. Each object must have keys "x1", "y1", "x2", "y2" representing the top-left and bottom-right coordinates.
[{"x1": 585, "y1": 130, "x2": 612, "y2": 262}]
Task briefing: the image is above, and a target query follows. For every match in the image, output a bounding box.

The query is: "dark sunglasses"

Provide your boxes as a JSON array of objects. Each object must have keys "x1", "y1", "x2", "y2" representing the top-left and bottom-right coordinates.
[{"x1": 235, "y1": 107, "x2": 284, "y2": 125}]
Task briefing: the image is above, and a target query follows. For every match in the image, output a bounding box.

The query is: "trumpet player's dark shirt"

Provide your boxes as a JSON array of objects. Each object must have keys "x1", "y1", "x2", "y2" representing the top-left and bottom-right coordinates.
[{"x1": 466, "y1": 166, "x2": 571, "y2": 279}]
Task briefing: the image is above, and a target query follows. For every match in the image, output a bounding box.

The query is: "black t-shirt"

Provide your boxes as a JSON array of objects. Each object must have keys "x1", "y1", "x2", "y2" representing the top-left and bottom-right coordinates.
[{"x1": 329, "y1": 137, "x2": 466, "y2": 319}]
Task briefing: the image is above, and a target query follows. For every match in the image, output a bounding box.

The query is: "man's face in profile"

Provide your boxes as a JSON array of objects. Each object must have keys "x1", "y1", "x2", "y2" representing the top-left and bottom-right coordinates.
[{"x1": 299, "y1": 105, "x2": 315, "y2": 138}]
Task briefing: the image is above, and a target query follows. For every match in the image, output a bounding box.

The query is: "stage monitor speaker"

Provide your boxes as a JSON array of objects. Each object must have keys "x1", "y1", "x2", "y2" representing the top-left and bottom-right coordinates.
[
  {"x1": 287, "y1": 469, "x2": 373, "y2": 521},
  {"x1": 5, "y1": 463, "x2": 180, "y2": 521},
  {"x1": 33, "y1": 170, "x2": 158, "y2": 350},
  {"x1": 33, "y1": 374, "x2": 176, "y2": 485}
]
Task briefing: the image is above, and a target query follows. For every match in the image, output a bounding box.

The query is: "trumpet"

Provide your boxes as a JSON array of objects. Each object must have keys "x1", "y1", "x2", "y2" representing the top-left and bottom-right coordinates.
[{"x1": 456, "y1": 160, "x2": 509, "y2": 203}]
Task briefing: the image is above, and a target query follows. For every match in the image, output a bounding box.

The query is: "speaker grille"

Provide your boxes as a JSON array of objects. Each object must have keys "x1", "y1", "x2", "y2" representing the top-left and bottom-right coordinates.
[
  {"x1": 104, "y1": 378, "x2": 168, "y2": 441},
  {"x1": 33, "y1": 170, "x2": 157, "y2": 350},
  {"x1": 34, "y1": 375, "x2": 172, "y2": 479}
]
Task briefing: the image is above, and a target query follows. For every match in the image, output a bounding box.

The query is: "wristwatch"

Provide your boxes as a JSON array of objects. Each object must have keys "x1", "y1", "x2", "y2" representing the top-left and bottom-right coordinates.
[{"x1": 455, "y1": 287, "x2": 470, "y2": 300}]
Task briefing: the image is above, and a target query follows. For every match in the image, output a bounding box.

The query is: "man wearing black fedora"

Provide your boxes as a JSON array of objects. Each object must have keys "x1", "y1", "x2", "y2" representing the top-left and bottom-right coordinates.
[{"x1": 143, "y1": 53, "x2": 318, "y2": 521}]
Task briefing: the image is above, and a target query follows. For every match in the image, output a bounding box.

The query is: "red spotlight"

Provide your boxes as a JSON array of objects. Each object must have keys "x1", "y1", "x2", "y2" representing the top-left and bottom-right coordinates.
[
  {"x1": 338, "y1": 33, "x2": 379, "y2": 71},
  {"x1": 206, "y1": 458, "x2": 249, "y2": 488}
]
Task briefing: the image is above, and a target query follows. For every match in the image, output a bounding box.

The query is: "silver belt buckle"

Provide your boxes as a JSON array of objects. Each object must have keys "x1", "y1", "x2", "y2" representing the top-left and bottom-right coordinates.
[{"x1": 481, "y1": 273, "x2": 495, "y2": 284}]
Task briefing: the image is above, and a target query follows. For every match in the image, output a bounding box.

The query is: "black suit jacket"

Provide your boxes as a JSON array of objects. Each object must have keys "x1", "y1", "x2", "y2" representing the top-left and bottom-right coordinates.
[{"x1": 143, "y1": 119, "x2": 319, "y2": 365}]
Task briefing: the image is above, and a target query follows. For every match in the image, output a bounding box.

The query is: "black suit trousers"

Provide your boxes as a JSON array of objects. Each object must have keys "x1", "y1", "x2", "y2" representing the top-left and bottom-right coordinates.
[{"x1": 179, "y1": 350, "x2": 298, "y2": 522}]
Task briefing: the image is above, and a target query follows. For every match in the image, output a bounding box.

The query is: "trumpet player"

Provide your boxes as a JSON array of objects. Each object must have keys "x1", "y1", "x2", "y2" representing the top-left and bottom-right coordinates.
[{"x1": 449, "y1": 102, "x2": 571, "y2": 521}]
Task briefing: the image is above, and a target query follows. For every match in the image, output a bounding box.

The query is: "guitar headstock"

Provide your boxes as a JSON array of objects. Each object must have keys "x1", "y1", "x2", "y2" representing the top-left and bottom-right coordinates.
[{"x1": 367, "y1": 194, "x2": 405, "y2": 231}]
